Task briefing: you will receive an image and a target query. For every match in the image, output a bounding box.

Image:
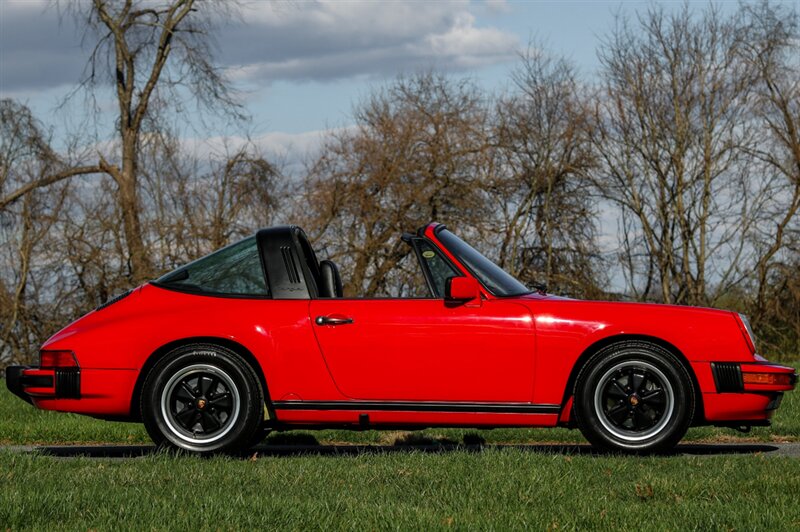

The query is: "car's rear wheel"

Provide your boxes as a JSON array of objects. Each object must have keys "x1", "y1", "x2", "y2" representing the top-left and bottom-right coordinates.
[
  {"x1": 141, "y1": 344, "x2": 264, "y2": 454},
  {"x1": 573, "y1": 341, "x2": 694, "y2": 453}
]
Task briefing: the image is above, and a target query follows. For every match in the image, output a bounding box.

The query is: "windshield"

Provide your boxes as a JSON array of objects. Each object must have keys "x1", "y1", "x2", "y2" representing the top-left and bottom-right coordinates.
[{"x1": 436, "y1": 228, "x2": 531, "y2": 297}]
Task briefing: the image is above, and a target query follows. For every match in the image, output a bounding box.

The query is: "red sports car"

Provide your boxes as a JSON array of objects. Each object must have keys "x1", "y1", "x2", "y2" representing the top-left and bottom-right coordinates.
[{"x1": 6, "y1": 223, "x2": 797, "y2": 453}]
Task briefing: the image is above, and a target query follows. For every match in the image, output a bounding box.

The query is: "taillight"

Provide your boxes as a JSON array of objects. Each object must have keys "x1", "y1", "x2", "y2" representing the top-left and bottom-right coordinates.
[{"x1": 39, "y1": 350, "x2": 78, "y2": 368}]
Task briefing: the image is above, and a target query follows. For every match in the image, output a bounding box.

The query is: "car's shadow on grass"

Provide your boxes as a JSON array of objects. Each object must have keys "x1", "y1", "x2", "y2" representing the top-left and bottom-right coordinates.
[{"x1": 24, "y1": 440, "x2": 782, "y2": 459}]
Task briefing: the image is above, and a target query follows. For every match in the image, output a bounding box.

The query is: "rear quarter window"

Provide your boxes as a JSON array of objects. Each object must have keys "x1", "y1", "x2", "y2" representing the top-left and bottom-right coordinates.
[{"x1": 156, "y1": 236, "x2": 269, "y2": 296}]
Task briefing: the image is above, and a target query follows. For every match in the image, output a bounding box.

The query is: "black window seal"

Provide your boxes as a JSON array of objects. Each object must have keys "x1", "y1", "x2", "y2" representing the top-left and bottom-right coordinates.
[
  {"x1": 149, "y1": 281, "x2": 273, "y2": 300},
  {"x1": 407, "y1": 236, "x2": 464, "y2": 299}
]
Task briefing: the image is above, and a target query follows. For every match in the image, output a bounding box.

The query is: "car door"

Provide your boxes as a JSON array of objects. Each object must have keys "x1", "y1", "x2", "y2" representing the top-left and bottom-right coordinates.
[
  {"x1": 309, "y1": 299, "x2": 534, "y2": 402},
  {"x1": 308, "y1": 239, "x2": 535, "y2": 403}
]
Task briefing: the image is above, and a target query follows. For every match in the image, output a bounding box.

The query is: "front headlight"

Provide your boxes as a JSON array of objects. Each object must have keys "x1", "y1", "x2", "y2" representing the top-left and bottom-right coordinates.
[{"x1": 737, "y1": 313, "x2": 757, "y2": 354}]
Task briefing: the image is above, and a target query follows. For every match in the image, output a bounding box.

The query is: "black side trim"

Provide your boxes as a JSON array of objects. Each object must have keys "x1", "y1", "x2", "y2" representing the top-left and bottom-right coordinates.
[
  {"x1": 272, "y1": 400, "x2": 561, "y2": 414},
  {"x1": 711, "y1": 362, "x2": 744, "y2": 393}
]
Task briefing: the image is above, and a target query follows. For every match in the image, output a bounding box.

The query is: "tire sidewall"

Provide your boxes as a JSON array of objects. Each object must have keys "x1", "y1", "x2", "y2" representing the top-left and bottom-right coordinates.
[
  {"x1": 575, "y1": 342, "x2": 694, "y2": 453},
  {"x1": 141, "y1": 344, "x2": 263, "y2": 453}
]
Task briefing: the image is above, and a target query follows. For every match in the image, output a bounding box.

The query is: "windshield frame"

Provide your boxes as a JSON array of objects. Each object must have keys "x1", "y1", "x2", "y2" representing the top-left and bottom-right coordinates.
[{"x1": 433, "y1": 226, "x2": 532, "y2": 298}]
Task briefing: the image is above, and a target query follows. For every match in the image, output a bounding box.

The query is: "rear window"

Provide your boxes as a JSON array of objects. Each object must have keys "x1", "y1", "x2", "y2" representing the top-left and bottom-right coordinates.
[{"x1": 156, "y1": 236, "x2": 269, "y2": 296}]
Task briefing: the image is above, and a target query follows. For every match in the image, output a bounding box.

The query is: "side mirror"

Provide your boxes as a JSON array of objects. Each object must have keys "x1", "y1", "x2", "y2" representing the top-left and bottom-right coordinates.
[{"x1": 445, "y1": 276, "x2": 481, "y2": 302}]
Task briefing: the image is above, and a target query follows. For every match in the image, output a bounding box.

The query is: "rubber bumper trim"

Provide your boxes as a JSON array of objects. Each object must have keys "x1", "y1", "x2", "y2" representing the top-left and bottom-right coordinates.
[
  {"x1": 5, "y1": 366, "x2": 40, "y2": 404},
  {"x1": 4, "y1": 365, "x2": 80, "y2": 402}
]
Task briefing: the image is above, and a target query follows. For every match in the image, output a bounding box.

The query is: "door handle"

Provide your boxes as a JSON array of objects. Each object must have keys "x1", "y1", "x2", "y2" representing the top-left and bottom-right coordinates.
[{"x1": 315, "y1": 315, "x2": 354, "y2": 326}]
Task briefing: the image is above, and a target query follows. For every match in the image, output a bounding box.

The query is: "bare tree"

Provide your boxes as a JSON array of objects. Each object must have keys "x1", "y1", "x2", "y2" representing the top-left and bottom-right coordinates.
[
  {"x1": 592, "y1": 5, "x2": 763, "y2": 306},
  {"x1": 0, "y1": 100, "x2": 72, "y2": 366},
  {"x1": 492, "y1": 46, "x2": 603, "y2": 297},
  {"x1": 137, "y1": 129, "x2": 283, "y2": 269},
  {"x1": 738, "y1": 2, "x2": 800, "y2": 317},
  {"x1": 0, "y1": 100, "x2": 100, "y2": 210},
  {"x1": 300, "y1": 72, "x2": 491, "y2": 296},
  {"x1": 2, "y1": 0, "x2": 243, "y2": 283},
  {"x1": 736, "y1": 2, "x2": 800, "y2": 351}
]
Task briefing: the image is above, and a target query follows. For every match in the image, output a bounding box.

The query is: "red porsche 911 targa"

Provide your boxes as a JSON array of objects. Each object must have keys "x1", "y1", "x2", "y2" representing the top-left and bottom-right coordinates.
[{"x1": 6, "y1": 223, "x2": 797, "y2": 454}]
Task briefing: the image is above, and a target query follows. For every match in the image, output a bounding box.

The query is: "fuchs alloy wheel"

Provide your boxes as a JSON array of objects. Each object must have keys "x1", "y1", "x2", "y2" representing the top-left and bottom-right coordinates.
[
  {"x1": 141, "y1": 344, "x2": 264, "y2": 453},
  {"x1": 573, "y1": 341, "x2": 694, "y2": 453}
]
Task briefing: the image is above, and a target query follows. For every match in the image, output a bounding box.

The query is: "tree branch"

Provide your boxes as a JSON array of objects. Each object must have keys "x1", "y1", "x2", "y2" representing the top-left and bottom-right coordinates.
[{"x1": 0, "y1": 165, "x2": 102, "y2": 210}]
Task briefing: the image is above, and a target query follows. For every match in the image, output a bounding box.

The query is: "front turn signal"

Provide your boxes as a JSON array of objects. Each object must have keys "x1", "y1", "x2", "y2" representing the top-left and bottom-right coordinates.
[{"x1": 742, "y1": 373, "x2": 793, "y2": 386}]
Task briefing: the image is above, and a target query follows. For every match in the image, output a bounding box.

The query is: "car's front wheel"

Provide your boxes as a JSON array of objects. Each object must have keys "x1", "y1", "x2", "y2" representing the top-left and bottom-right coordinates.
[
  {"x1": 141, "y1": 344, "x2": 264, "y2": 454},
  {"x1": 573, "y1": 341, "x2": 694, "y2": 453}
]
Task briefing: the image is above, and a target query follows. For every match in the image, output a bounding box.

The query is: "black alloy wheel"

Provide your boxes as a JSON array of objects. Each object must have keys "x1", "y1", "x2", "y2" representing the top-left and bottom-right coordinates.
[
  {"x1": 573, "y1": 340, "x2": 694, "y2": 453},
  {"x1": 161, "y1": 364, "x2": 239, "y2": 444},
  {"x1": 141, "y1": 343, "x2": 265, "y2": 453}
]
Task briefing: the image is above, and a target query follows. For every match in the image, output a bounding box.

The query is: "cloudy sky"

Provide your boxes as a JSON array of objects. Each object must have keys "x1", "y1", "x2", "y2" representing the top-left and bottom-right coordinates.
[
  {"x1": 0, "y1": 0, "x2": 745, "y2": 171},
  {"x1": 1, "y1": 0, "x2": 674, "y2": 156}
]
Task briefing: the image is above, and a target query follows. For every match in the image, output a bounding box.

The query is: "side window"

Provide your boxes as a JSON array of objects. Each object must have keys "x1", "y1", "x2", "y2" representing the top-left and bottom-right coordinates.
[
  {"x1": 157, "y1": 236, "x2": 269, "y2": 296},
  {"x1": 388, "y1": 252, "x2": 431, "y2": 298},
  {"x1": 415, "y1": 240, "x2": 461, "y2": 298}
]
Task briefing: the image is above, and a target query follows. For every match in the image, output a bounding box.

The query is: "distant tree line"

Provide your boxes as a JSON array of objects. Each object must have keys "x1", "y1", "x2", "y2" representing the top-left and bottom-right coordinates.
[{"x1": 1, "y1": 1, "x2": 798, "y2": 367}]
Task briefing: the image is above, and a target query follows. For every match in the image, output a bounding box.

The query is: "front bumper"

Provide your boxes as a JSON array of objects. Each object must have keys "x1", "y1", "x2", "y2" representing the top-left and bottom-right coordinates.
[
  {"x1": 710, "y1": 361, "x2": 797, "y2": 393},
  {"x1": 702, "y1": 360, "x2": 796, "y2": 425},
  {"x1": 5, "y1": 365, "x2": 81, "y2": 404}
]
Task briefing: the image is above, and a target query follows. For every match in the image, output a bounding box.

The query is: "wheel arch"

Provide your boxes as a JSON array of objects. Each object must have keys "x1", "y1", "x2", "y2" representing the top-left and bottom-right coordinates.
[
  {"x1": 561, "y1": 334, "x2": 704, "y2": 425},
  {"x1": 129, "y1": 336, "x2": 274, "y2": 421}
]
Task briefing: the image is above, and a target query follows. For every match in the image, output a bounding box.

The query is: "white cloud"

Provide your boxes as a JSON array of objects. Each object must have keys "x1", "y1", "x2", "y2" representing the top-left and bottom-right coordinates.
[
  {"x1": 1, "y1": 0, "x2": 520, "y2": 92},
  {"x1": 211, "y1": 1, "x2": 520, "y2": 83}
]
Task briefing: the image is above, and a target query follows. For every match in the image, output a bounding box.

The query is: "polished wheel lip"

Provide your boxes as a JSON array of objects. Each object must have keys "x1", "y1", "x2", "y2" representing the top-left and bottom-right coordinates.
[
  {"x1": 160, "y1": 362, "x2": 241, "y2": 445},
  {"x1": 593, "y1": 359, "x2": 674, "y2": 443}
]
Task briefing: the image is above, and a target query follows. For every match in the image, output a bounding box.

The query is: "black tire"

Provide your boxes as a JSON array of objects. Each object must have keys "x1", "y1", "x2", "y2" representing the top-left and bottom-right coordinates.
[
  {"x1": 573, "y1": 341, "x2": 694, "y2": 454},
  {"x1": 140, "y1": 343, "x2": 265, "y2": 454},
  {"x1": 247, "y1": 422, "x2": 272, "y2": 449}
]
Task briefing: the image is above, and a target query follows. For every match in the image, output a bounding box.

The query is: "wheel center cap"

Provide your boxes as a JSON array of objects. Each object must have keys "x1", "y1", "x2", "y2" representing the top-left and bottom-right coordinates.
[
  {"x1": 629, "y1": 394, "x2": 640, "y2": 407},
  {"x1": 196, "y1": 398, "x2": 207, "y2": 410}
]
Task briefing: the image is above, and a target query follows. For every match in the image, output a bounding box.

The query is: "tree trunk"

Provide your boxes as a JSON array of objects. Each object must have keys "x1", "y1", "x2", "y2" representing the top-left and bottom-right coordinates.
[{"x1": 117, "y1": 135, "x2": 150, "y2": 283}]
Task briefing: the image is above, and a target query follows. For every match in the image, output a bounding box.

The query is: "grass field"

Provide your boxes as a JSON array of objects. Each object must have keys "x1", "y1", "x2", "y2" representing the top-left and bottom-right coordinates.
[
  {"x1": 2, "y1": 446, "x2": 800, "y2": 529},
  {"x1": 2, "y1": 375, "x2": 799, "y2": 530}
]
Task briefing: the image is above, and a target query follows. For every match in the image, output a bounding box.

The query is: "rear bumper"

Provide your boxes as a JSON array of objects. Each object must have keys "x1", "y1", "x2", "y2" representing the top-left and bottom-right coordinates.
[{"x1": 5, "y1": 365, "x2": 81, "y2": 404}]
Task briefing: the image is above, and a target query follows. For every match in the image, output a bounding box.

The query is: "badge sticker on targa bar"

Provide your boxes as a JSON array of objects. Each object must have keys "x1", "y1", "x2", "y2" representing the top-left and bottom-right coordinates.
[{"x1": 422, "y1": 250, "x2": 436, "y2": 259}]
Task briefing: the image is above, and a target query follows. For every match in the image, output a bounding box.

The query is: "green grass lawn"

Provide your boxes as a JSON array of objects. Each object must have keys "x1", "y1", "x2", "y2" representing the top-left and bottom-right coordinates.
[
  {"x1": 1, "y1": 372, "x2": 798, "y2": 446},
  {"x1": 2, "y1": 448, "x2": 799, "y2": 529},
  {"x1": 2, "y1": 376, "x2": 800, "y2": 530}
]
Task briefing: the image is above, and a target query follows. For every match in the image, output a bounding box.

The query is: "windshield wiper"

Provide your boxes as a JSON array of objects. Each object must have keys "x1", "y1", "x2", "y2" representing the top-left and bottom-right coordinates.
[
  {"x1": 529, "y1": 281, "x2": 547, "y2": 293},
  {"x1": 161, "y1": 269, "x2": 189, "y2": 283}
]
